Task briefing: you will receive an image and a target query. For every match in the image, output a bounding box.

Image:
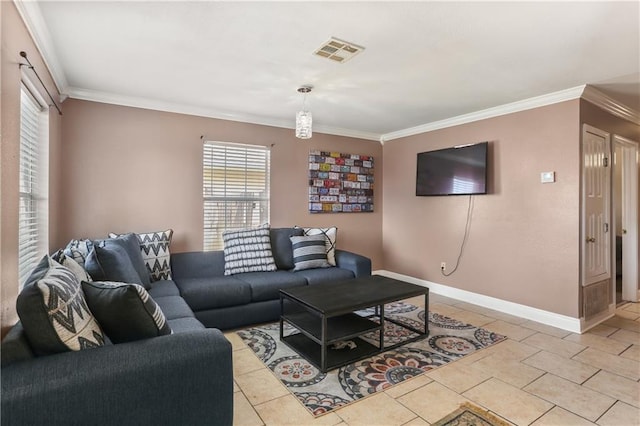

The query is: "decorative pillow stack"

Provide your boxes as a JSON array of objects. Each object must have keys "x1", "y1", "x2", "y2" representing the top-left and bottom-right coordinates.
[
  {"x1": 301, "y1": 226, "x2": 338, "y2": 266},
  {"x1": 109, "y1": 230, "x2": 173, "y2": 282},
  {"x1": 17, "y1": 256, "x2": 105, "y2": 355},
  {"x1": 222, "y1": 225, "x2": 277, "y2": 275}
]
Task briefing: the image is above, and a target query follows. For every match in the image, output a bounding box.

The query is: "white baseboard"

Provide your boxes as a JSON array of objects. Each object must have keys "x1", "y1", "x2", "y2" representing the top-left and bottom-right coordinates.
[{"x1": 373, "y1": 270, "x2": 583, "y2": 333}]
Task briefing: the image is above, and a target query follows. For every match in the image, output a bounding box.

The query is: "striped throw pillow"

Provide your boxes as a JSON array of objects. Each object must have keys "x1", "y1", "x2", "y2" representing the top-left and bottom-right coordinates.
[
  {"x1": 302, "y1": 227, "x2": 337, "y2": 266},
  {"x1": 290, "y1": 235, "x2": 331, "y2": 271},
  {"x1": 223, "y1": 226, "x2": 277, "y2": 275}
]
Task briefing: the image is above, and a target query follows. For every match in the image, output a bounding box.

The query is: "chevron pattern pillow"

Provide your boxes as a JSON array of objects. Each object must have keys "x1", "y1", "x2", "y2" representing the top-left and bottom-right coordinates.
[
  {"x1": 109, "y1": 230, "x2": 173, "y2": 282},
  {"x1": 17, "y1": 256, "x2": 105, "y2": 356},
  {"x1": 222, "y1": 226, "x2": 277, "y2": 275},
  {"x1": 302, "y1": 226, "x2": 338, "y2": 266}
]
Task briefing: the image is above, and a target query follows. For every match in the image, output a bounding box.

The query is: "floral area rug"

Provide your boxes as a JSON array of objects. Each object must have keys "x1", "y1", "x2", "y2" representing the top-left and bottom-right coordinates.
[
  {"x1": 237, "y1": 302, "x2": 506, "y2": 417},
  {"x1": 431, "y1": 402, "x2": 512, "y2": 426}
]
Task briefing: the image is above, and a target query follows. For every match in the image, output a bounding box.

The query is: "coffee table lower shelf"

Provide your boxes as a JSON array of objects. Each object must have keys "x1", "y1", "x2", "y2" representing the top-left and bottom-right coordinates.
[{"x1": 281, "y1": 333, "x2": 379, "y2": 371}]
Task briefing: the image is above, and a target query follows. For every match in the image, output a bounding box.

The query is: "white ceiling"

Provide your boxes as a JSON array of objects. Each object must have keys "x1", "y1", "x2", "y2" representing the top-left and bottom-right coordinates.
[{"x1": 19, "y1": 1, "x2": 640, "y2": 141}]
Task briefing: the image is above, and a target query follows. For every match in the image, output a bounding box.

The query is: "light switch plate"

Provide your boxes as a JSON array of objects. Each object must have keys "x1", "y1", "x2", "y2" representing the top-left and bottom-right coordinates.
[{"x1": 540, "y1": 171, "x2": 555, "y2": 183}]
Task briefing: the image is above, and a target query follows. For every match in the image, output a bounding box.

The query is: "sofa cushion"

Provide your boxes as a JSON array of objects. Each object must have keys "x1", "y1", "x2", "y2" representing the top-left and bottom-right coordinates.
[
  {"x1": 302, "y1": 226, "x2": 338, "y2": 266},
  {"x1": 166, "y1": 317, "x2": 206, "y2": 333},
  {"x1": 270, "y1": 227, "x2": 304, "y2": 270},
  {"x1": 16, "y1": 256, "x2": 105, "y2": 356},
  {"x1": 85, "y1": 245, "x2": 143, "y2": 285},
  {"x1": 294, "y1": 267, "x2": 355, "y2": 286},
  {"x1": 171, "y1": 251, "x2": 226, "y2": 279},
  {"x1": 81, "y1": 281, "x2": 171, "y2": 343},
  {"x1": 147, "y1": 280, "x2": 181, "y2": 298},
  {"x1": 102, "y1": 233, "x2": 151, "y2": 287},
  {"x1": 291, "y1": 235, "x2": 331, "y2": 271},
  {"x1": 174, "y1": 277, "x2": 252, "y2": 310},
  {"x1": 237, "y1": 271, "x2": 307, "y2": 303},
  {"x1": 222, "y1": 226, "x2": 277, "y2": 275},
  {"x1": 152, "y1": 296, "x2": 195, "y2": 320}
]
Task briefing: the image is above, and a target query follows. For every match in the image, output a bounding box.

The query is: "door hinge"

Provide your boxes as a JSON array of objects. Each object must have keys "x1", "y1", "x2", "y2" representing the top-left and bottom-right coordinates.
[
  {"x1": 604, "y1": 223, "x2": 609, "y2": 233},
  {"x1": 603, "y1": 157, "x2": 609, "y2": 167}
]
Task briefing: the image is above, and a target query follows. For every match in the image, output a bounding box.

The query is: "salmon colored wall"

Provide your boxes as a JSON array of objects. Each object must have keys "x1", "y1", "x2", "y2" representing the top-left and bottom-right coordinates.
[
  {"x1": 58, "y1": 99, "x2": 383, "y2": 267},
  {"x1": 580, "y1": 100, "x2": 640, "y2": 294},
  {"x1": 382, "y1": 100, "x2": 582, "y2": 317},
  {"x1": 1, "y1": 2, "x2": 63, "y2": 334}
]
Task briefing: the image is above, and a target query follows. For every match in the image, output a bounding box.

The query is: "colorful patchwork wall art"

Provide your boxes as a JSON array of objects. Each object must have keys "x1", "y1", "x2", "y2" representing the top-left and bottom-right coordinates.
[{"x1": 308, "y1": 150, "x2": 374, "y2": 213}]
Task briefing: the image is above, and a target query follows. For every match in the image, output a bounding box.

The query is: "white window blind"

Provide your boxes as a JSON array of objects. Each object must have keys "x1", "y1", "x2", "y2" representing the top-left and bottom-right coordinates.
[
  {"x1": 203, "y1": 142, "x2": 270, "y2": 251},
  {"x1": 19, "y1": 84, "x2": 48, "y2": 287}
]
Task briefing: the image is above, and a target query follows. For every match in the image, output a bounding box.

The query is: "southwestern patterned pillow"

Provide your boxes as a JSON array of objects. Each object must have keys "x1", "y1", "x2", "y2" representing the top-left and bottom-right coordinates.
[{"x1": 17, "y1": 256, "x2": 105, "y2": 356}]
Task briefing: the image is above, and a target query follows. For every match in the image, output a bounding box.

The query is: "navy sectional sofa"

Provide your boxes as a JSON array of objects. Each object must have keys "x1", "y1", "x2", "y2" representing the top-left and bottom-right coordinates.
[{"x1": 1, "y1": 227, "x2": 372, "y2": 426}]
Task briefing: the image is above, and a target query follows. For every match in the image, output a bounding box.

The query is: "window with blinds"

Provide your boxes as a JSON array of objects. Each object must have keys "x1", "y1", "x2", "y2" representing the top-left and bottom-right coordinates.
[
  {"x1": 203, "y1": 142, "x2": 270, "y2": 251},
  {"x1": 19, "y1": 85, "x2": 49, "y2": 287}
]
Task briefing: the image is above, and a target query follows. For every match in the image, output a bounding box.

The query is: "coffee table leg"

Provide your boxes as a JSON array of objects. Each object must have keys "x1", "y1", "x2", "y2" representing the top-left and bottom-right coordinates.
[
  {"x1": 379, "y1": 304, "x2": 385, "y2": 351},
  {"x1": 424, "y1": 291, "x2": 429, "y2": 335},
  {"x1": 321, "y1": 316, "x2": 327, "y2": 372},
  {"x1": 279, "y1": 294, "x2": 284, "y2": 340}
]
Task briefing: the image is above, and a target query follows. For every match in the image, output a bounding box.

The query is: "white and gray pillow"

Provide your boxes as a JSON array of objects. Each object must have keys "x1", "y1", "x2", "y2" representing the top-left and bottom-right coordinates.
[
  {"x1": 62, "y1": 239, "x2": 94, "y2": 266},
  {"x1": 81, "y1": 281, "x2": 171, "y2": 343},
  {"x1": 290, "y1": 235, "x2": 331, "y2": 271},
  {"x1": 16, "y1": 256, "x2": 105, "y2": 356},
  {"x1": 222, "y1": 225, "x2": 277, "y2": 275},
  {"x1": 302, "y1": 226, "x2": 338, "y2": 266}
]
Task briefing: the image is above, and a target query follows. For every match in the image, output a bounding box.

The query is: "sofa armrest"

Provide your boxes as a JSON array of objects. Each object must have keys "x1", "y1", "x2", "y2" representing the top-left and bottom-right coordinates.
[
  {"x1": 1, "y1": 329, "x2": 233, "y2": 426},
  {"x1": 335, "y1": 249, "x2": 372, "y2": 278}
]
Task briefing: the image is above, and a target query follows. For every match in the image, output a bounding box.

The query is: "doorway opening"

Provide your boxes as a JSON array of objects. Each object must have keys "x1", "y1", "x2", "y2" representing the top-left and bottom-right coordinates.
[{"x1": 612, "y1": 135, "x2": 639, "y2": 305}]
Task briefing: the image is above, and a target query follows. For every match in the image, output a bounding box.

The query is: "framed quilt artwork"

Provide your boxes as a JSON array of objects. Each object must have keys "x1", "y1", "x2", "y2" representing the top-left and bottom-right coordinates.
[{"x1": 308, "y1": 150, "x2": 374, "y2": 213}]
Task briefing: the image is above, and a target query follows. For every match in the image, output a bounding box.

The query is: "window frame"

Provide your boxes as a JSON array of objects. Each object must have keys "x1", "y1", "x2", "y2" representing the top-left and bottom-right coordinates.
[
  {"x1": 202, "y1": 141, "x2": 271, "y2": 251},
  {"x1": 18, "y1": 81, "x2": 49, "y2": 288}
]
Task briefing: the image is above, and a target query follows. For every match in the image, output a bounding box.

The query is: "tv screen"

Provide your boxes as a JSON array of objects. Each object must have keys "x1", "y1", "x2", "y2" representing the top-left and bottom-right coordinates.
[{"x1": 416, "y1": 142, "x2": 488, "y2": 196}]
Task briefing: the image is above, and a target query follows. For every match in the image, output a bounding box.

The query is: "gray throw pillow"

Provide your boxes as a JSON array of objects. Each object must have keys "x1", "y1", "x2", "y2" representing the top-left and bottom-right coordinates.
[
  {"x1": 17, "y1": 256, "x2": 105, "y2": 356},
  {"x1": 290, "y1": 235, "x2": 331, "y2": 271},
  {"x1": 100, "y1": 233, "x2": 151, "y2": 287},
  {"x1": 270, "y1": 227, "x2": 304, "y2": 270},
  {"x1": 81, "y1": 281, "x2": 171, "y2": 343},
  {"x1": 84, "y1": 245, "x2": 143, "y2": 285}
]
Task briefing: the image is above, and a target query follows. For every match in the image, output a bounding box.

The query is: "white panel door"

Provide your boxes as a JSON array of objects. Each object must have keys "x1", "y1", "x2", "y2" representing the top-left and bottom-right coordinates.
[{"x1": 582, "y1": 125, "x2": 611, "y2": 287}]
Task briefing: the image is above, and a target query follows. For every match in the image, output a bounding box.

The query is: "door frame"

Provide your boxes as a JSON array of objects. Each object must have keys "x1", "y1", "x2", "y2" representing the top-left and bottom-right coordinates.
[{"x1": 612, "y1": 135, "x2": 639, "y2": 302}]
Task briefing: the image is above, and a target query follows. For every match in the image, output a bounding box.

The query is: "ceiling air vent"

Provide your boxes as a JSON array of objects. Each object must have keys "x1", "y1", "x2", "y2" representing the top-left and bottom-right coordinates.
[{"x1": 314, "y1": 37, "x2": 364, "y2": 63}]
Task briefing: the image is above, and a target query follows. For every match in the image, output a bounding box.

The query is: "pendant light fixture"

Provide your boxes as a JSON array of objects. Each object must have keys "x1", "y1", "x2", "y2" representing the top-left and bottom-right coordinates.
[{"x1": 296, "y1": 86, "x2": 313, "y2": 139}]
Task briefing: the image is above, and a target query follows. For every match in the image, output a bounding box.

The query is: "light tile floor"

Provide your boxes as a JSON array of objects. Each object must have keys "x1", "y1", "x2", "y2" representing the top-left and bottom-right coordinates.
[{"x1": 226, "y1": 295, "x2": 640, "y2": 426}]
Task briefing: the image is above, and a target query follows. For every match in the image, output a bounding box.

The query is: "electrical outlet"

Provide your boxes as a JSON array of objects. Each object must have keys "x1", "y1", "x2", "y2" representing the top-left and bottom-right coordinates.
[{"x1": 440, "y1": 262, "x2": 446, "y2": 271}]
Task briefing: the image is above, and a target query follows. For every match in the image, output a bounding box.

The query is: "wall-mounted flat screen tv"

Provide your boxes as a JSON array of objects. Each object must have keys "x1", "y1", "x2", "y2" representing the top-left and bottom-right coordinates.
[{"x1": 416, "y1": 142, "x2": 488, "y2": 196}]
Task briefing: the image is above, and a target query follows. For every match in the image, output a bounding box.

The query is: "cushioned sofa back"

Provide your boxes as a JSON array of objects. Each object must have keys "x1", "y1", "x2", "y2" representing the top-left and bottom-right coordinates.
[
  {"x1": 1, "y1": 323, "x2": 35, "y2": 366},
  {"x1": 171, "y1": 251, "x2": 226, "y2": 279}
]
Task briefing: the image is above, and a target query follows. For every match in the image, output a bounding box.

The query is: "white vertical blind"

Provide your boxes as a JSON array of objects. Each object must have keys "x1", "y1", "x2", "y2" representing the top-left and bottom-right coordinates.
[
  {"x1": 19, "y1": 85, "x2": 48, "y2": 287},
  {"x1": 203, "y1": 142, "x2": 270, "y2": 250}
]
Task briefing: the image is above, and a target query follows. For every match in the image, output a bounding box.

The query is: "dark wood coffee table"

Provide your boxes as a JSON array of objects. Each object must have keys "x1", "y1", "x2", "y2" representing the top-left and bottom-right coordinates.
[{"x1": 279, "y1": 275, "x2": 429, "y2": 372}]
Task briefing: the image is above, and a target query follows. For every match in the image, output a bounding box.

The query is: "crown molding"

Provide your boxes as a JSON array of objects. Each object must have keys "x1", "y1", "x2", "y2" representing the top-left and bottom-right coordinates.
[
  {"x1": 381, "y1": 85, "x2": 587, "y2": 142},
  {"x1": 13, "y1": 0, "x2": 68, "y2": 97},
  {"x1": 581, "y1": 85, "x2": 640, "y2": 125},
  {"x1": 66, "y1": 87, "x2": 381, "y2": 141}
]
